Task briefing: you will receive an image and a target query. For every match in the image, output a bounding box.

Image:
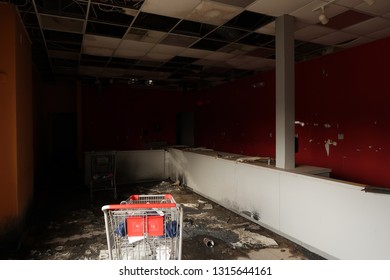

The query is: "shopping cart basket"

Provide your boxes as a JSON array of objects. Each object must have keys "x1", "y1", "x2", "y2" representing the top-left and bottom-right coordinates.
[{"x1": 101, "y1": 194, "x2": 183, "y2": 260}]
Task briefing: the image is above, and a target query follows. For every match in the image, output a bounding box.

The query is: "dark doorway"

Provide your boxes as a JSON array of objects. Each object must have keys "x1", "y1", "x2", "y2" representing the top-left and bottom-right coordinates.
[
  {"x1": 176, "y1": 112, "x2": 194, "y2": 147},
  {"x1": 47, "y1": 112, "x2": 78, "y2": 187}
]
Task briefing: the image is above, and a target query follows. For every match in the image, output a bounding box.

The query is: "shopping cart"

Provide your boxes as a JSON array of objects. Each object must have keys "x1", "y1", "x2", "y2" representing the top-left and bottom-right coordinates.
[
  {"x1": 101, "y1": 194, "x2": 183, "y2": 260},
  {"x1": 90, "y1": 151, "x2": 117, "y2": 201}
]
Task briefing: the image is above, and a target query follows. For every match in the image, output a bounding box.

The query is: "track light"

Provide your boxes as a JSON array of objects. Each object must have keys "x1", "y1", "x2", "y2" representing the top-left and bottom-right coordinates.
[
  {"x1": 128, "y1": 78, "x2": 138, "y2": 85},
  {"x1": 313, "y1": 0, "x2": 334, "y2": 25},
  {"x1": 318, "y1": 6, "x2": 329, "y2": 25},
  {"x1": 313, "y1": 0, "x2": 375, "y2": 25},
  {"x1": 145, "y1": 79, "x2": 154, "y2": 86}
]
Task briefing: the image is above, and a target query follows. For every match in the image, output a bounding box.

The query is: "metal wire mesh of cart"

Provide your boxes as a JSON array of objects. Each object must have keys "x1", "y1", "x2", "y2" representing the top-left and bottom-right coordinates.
[
  {"x1": 90, "y1": 151, "x2": 117, "y2": 200},
  {"x1": 101, "y1": 194, "x2": 183, "y2": 260}
]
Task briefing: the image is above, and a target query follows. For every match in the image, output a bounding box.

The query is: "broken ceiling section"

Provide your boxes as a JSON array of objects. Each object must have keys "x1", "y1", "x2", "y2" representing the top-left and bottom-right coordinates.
[{"x1": 7, "y1": 0, "x2": 390, "y2": 89}]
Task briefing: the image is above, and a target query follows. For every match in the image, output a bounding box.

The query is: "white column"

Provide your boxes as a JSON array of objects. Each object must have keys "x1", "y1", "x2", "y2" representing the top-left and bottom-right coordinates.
[{"x1": 275, "y1": 15, "x2": 295, "y2": 169}]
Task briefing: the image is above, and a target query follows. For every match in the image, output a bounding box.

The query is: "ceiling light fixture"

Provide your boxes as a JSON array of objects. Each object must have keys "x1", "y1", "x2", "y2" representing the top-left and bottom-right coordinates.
[
  {"x1": 145, "y1": 79, "x2": 154, "y2": 86},
  {"x1": 312, "y1": 0, "x2": 335, "y2": 25},
  {"x1": 128, "y1": 78, "x2": 138, "y2": 85},
  {"x1": 313, "y1": 0, "x2": 375, "y2": 25},
  {"x1": 318, "y1": 6, "x2": 329, "y2": 25}
]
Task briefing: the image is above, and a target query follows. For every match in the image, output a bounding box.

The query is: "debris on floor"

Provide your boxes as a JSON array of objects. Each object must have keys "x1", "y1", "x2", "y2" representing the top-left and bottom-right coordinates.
[{"x1": 6, "y1": 180, "x2": 323, "y2": 260}]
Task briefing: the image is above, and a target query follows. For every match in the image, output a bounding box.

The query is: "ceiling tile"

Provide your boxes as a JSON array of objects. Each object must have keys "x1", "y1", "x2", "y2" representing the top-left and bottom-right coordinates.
[
  {"x1": 144, "y1": 52, "x2": 175, "y2": 61},
  {"x1": 149, "y1": 44, "x2": 186, "y2": 55},
  {"x1": 114, "y1": 49, "x2": 147, "y2": 59},
  {"x1": 83, "y1": 34, "x2": 122, "y2": 49},
  {"x1": 179, "y1": 48, "x2": 214, "y2": 58},
  {"x1": 210, "y1": 0, "x2": 257, "y2": 8},
  {"x1": 336, "y1": 0, "x2": 366, "y2": 8},
  {"x1": 190, "y1": 38, "x2": 229, "y2": 51},
  {"x1": 204, "y1": 52, "x2": 236, "y2": 61},
  {"x1": 193, "y1": 59, "x2": 218, "y2": 66},
  {"x1": 247, "y1": 0, "x2": 313, "y2": 17},
  {"x1": 343, "y1": 17, "x2": 390, "y2": 35},
  {"x1": 124, "y1": 28, "x2": 167, "y2": 43},
  {"x1": 294, "y1": 25, "x2": 334, "y2": 41},
  {"x1": 244, "y1": 57, "x2": 275, "y2": 70},
  {"x1": 256, "y1": 21, "x2": 276, "y2": 35},
  {"x1": 225, "y1": 55, "x2": 261, "y2": 69},
  {"x1": 132, "y1": 12, "x2": 180, "y2": 32},
  {"x1": 83, "y1": 46, "x2": 115, "y2": 57},
  {"x1": 224, "y1": 10, "x2": 275, "y2": 31},
  {"x1": 186, "y1": 1, "x2": 243, "y2": 25},
  {"x1": 115, "y1": 40, "x2": 155, "y2": 59},
  {"x1": 219, "y1": 43, "x2": 257, "y2": 55},
  {"x1": 336, "y1": 36, "x2": 375, "y2": 48},
  {"x1": 325, "y1": 10, "x2": 374, "y2": 30},
  {"x1": 40, "y1": 15, "x2": 84, "y2": 33},
  {"x1": 295, "y1": 41, "x2": 328, "y2": 55},
  {"x1": 311, "y1": 31, "x2": 358, "y2": 46},
  {"x1": 135, "y1": 60, "x2": 163, "y2": 68},
  {"x1": 160, "y1": 34, "x2": 199, "y2": 47},
  {"x1": 355, "y1": 0, "x2": 390, "y2": 16},
  {"x1": 206, "y1": 26, "x2": 250, "y2": 42},
  {"x1": 246, "y1": 47, "x2": 275, "y2": 58},
  {"x1": 141, "y1": 0, "x2": 201, "y2": 18},
  {"x1": 368, "y1": 26, "x2": 390, "y2": 39},
  {"x1": 116, "y1": 40, "x2": 155, "y2": 58}
]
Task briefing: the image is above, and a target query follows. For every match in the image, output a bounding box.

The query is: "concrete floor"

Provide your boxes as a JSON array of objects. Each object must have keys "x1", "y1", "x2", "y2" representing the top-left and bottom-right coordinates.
[{"x1": 3, "y1": 180, "x2": 323, "y2": 260}]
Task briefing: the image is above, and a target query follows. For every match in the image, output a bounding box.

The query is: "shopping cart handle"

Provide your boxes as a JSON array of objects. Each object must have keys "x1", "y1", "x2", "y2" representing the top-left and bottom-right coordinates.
[{"x1": 102, "y1": 203, "x2": 177, "y2": 211}]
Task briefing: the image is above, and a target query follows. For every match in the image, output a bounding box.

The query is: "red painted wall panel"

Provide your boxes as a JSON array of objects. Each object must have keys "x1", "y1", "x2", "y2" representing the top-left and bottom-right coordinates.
[
  {"x1": 195, "y1": 36, "x2": 390, "y2": 188},
  {"x1": 295, "y1": 37, "x2": 390, "y2": 187},
  {"x1": 82, "y1": 84, "x2": 190, "y2": 151}
]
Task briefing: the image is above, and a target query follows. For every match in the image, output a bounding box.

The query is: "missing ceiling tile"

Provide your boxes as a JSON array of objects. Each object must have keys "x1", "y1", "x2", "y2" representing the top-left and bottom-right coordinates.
[
  {"x1": 132, "y1": 12, "x2": 180, "y2": 32},
  {"x1": 325, "y1": 10, "x2": 373, "y2": 30},
  {"x1": 224, "y1": 10, "x2": 275, "y2": 31}
]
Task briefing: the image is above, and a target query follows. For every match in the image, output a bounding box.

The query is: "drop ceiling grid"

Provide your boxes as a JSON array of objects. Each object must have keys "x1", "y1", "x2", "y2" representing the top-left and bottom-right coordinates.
[{"x1": 7, "y1": 0, "x2": 390, "y2": 89}]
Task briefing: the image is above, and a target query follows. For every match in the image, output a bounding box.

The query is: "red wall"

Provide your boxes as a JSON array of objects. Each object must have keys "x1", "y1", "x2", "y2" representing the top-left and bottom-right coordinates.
[
  {"x1": 82, "y1": 84, "x2": 192, "y2": 151},
  {"x1": 194, "y1": 73, "x2": 276, "y2": 157},
  {"x1": 295, "y1": 37, "x2": 390, "y2": 188},
  {"x1": 194, "y1": 36, "x2": 390, "y2": 188},
  {"x1": 80, "y1": 37, "x2": 390, "y2": 188}
]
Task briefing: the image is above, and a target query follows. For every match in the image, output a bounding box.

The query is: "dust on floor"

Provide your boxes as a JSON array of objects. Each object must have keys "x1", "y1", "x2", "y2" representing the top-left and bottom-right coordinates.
[{"x1": 4, "y1": 180, "x2": 323, "y2": 260}]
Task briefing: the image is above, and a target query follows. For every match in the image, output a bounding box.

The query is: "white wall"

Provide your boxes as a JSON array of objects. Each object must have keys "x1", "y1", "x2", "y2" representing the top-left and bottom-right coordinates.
[
  {"x1": 167, "y1": 148, "x2": 390, "y2": 260},
  {"x1": 85, "y1": 148, "x2": 390, "y2": 259},
  {"x1": 85, "y1": 150, "x2": 166, "y2": 185}
]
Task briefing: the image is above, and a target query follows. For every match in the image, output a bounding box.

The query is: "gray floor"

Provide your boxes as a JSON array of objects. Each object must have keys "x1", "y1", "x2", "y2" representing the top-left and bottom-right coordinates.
[{"x1": 4, "y1": 180, "x2": 323, "y2": 260}]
